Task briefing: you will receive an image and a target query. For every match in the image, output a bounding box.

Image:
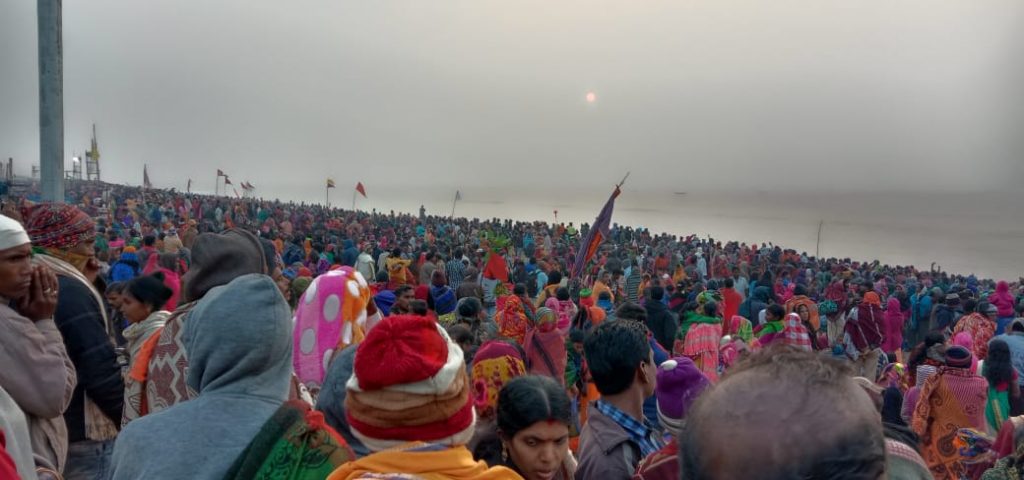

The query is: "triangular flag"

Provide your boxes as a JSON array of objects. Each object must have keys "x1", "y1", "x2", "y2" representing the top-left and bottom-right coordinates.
[
  {"x1": 217, "y1": 169, "x2": 225, "y2": 177},
  {"x1": 143, "y1": 165, "x2": 152, "y2": 189},
  {"x1": 224, "y1": 176, "x2": 232, "y2": 186},
  {"x1": 571, "y1": 186, "x2": 621, "y2": 278},
  {"x1": 327, "y1": 179, "x2": 336, "y2": 189},
  {"x1": 356, "y1": 182, "x2": 367, "y2": 198}
]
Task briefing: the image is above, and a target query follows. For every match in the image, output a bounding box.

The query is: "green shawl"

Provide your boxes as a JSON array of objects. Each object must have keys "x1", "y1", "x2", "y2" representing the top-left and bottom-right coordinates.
[
  {"x1": 756, "y1": 321, "x2": 784, "y2": 339},
  {"x1": 676, "y1": 311, "x2": 722, "y2": 342},
  {"x1": 224, "y1": 400, "x2": 354, "y2": 480},
  {"x1": 733, "y1": 318, "x2": 755, "y2": 343}
]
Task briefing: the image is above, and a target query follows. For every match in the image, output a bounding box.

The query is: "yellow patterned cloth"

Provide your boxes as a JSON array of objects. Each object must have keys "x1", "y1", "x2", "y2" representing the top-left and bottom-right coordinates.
[{"x1": 470, "y1": 341, "x2": 526, "y2": 420}]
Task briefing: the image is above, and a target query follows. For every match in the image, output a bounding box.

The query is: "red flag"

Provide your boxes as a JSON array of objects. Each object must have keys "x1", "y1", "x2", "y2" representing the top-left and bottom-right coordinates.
[
  {"x1": 144, "y1": 165, "x2": 152, "y2": 189},
  {"x1": 356, "y1": 182, "x2": 367, "y2": 198},
  {"x1": 224, "y1": 176, "x2": 233, "y2": 186},
  {"x1": 217, "y1": 169, "x2": 225, "y2": 177}
]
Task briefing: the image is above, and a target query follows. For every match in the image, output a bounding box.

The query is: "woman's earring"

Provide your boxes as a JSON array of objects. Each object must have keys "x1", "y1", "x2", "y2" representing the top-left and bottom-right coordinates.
[{"x1": 501, "y1": 443, "x2": 509, "y2": 462}]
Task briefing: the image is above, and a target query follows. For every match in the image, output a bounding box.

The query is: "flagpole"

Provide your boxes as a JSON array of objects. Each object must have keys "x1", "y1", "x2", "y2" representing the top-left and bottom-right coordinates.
[
  {"x1": 815, "y1": 219, "x2": 824, "y2": 258},
  {"x1": 616, "y1": 171, "x2": 631, "y2": 189},
  {"x1": 352, "y1": 188, "x2": 357, "y2": 211},
  {"x1": 326, "y1": 185, "x2": 330, "y2": 208},
  {"x1": 450, "y1": 191, "x2": 458, "y2": 218},
  {"x1": 215, "y1": 174, "x2": 219, "y2": 196},
  {"x1": 142, "y1": 164, "x2": 148, "y2": 207}
]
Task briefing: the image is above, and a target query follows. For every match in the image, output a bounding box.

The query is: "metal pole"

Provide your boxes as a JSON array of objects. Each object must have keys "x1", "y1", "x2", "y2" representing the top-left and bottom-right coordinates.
[{"x1": 38, "y1": 0, "x2": 65, "y2": 203}]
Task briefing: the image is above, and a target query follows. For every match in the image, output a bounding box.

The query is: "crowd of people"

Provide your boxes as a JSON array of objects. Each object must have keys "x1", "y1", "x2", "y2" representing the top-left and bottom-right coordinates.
[{"x1": 1, "y1": 179, "x2": 1023, "y2": 480}]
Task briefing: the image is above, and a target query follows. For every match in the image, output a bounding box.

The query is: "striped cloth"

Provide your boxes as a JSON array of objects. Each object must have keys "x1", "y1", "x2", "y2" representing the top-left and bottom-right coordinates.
[
  {"x1": 625, "y1": 271, "x2": 643, "y2": 304},
  {"x1": 681, "y1": 322, "x2": 722, "y2": 383}
]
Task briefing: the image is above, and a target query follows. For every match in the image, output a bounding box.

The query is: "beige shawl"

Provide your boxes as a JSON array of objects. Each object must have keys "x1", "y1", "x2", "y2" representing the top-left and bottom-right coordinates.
[{"x1": 34, "y1": 254, "x2": 120, "y2": 442}]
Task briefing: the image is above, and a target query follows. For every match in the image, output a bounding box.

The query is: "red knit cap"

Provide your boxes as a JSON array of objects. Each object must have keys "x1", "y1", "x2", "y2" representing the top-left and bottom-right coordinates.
[
  {"x1": 346, "y1": 314, "x2": 475, "y2": 451},
  {"x1": 353, "y1": 315, "x2": 450, "y2": 391}
]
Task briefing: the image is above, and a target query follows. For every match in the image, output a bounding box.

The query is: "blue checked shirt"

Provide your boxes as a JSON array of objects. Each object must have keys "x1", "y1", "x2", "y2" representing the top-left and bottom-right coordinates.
[
  {"x1": 594, "y1": 400, "x2": 665, "y2": 457},
  {"x1": 446, "y1": 259, "x2": 466, "y2": 286}
]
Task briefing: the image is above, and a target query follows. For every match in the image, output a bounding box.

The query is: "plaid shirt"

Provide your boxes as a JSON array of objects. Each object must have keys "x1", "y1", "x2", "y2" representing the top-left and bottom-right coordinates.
[
  {"x1": 446, "y1": 259, "x2": 466, "y2": 286},
  {"x1": 594, "y1": 400, "x2": 665, "y2": 457}
]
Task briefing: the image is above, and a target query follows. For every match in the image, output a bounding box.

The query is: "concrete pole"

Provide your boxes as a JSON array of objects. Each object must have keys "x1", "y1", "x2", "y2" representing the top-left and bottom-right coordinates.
[{"x1": 38, "y1": 0, "x2": 65, "y2": 203}]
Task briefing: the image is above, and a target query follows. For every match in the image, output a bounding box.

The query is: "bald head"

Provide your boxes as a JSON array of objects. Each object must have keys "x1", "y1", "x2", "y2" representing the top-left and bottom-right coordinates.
[{"x1": 680, "y1": 347, "x2": 885, "y2": 480}]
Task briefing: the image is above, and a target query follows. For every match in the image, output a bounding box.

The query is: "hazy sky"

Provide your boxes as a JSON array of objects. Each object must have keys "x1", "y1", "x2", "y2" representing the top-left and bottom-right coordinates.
[{"x1": 2, "y1": 0, "x2": 1023, "y2": 195}]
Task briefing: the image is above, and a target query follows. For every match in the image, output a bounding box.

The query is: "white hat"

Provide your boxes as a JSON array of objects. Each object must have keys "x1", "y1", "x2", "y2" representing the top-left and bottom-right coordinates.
[{"x1": 0, "y1": 215, "x2": 30, "y2": 251}]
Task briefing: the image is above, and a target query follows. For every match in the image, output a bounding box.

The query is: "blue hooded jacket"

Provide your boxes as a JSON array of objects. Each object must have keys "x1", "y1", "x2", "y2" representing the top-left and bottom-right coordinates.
[
  {"x1": 109, "y1": 252, "x2": 141, "y2": 283},
  {"x1": 341, "y1": 239, "x2": 359, "y2": 267}
]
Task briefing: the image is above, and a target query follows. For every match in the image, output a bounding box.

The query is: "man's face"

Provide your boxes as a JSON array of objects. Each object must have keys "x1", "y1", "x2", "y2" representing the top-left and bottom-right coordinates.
[
  {"x1": 0, "y1": 244, "x2": 33, "y2": 299},
  {"x1": 106, "y1": 291, "x2": 123, "y2": 308},
  {"x1": 572, "y1": 342, "x2": 585, "y2": 355},
  {"x1": 68, "y1": 239, "x2": 96, "y2": 257},
  {"x1": 397, "y1": 290, "x2": 415, "y2": 309},
  {"x1": 640, "y1": 349, "x2": 656, "y2": 397}
]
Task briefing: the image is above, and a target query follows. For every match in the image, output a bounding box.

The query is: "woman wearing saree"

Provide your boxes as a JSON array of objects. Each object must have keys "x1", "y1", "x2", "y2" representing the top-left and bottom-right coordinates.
[
  {"x1": 523, "y1": 308, "x2": 568, "y2": 387},
  {"x1": 912, "y1": 346, "x2": 989, "y2": 478},
  {"x1": 983, "y1": 339, "x2": 1021, "y2": 435}
]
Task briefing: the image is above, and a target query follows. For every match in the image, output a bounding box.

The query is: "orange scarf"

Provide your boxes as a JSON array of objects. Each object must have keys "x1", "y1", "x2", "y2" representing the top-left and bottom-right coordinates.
[
  {"x1": 129, "y1": 329, "x2": 164, "y2": 382},
  {"x1": 327, "y1": 444, "x2": 522, "y2": 480}
]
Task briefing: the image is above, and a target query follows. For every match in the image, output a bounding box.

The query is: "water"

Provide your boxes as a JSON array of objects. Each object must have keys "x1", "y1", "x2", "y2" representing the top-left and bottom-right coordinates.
[{"x1": 248, "y1": 183, "x2": 1024, "y2": 280}]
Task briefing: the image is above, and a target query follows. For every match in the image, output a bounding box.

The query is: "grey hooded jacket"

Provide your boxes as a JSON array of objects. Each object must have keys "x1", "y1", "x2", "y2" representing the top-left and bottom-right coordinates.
[{"x1": 109, "y1": 274, "x2": 292, "y2": 480}]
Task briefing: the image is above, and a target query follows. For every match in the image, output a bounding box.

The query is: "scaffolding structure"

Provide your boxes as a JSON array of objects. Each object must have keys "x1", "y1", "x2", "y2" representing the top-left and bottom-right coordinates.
[{"x1": 85, "y1": 123, "x2": 101, "y2": 181}]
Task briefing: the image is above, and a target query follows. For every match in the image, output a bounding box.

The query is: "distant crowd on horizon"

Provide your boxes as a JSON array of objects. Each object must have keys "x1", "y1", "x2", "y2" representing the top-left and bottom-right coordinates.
[{"x1": 1, "y1": 179, "x2": 1024, "y2": 479}]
